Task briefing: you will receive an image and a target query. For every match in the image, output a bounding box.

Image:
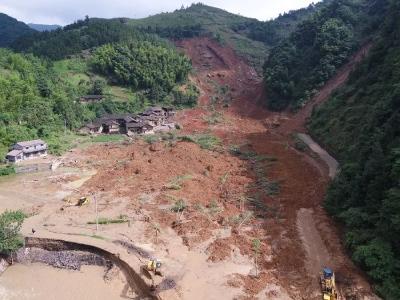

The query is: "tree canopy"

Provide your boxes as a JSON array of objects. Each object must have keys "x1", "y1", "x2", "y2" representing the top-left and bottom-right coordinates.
[
  {"x1": 309, "y1": 1, "x2": 400, "y2": 297},
  {"x1": 0, "y1": 210, "x2": 26, "y2": 255},
  {"x1": 263, "y1": 0, "x2": 382, "y2": 110},
  {"x1": 11, "y1": 19, "x2": 159, "y2": 60},
  {"x1": 91, "y1": 41, "x2": 191, "y2": 93}
]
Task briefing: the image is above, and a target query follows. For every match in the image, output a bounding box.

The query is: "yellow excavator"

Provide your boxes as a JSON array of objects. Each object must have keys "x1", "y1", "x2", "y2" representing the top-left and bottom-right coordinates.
[
  {"x1": 146, "y1": 259, "x2": 162, "y2": 276},
  {"x1": 320, "y1": 267, "x2": 338, "y2": 300},
  {"x1": 63, "y1": 196, "x2": 90, "y2": 207}
]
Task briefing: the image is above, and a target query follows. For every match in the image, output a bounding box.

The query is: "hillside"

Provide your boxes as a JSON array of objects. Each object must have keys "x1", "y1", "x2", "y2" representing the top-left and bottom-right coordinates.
[
  {"x1": 231, "y1": 0, "x2": 331, "y2": 46},
  {"x1": 263, "y1": 0, "x2": 385, "y2": 110},
  {"x1": 309, "y1": 0, "x2": 399, "y2": 298},
  {"x1": 127, "y1": 3, "x2": 326, "y2": 70},
  {"x1": 0, "y1": 13, "x2": 35, "y2": 47},
  {"x1": 11, "y1": 18, "x2": 157, "y2": 60},
  {"x1": 0, "y1": 35, "x2": 195, "y2": 158},
  {"x1": 11, "y1": 3, "x2": 329, "y2": 71},
  {"x1": 127, "y1": 3, "x2": 262, "y2": 51},
  {"x1": 28, "y1": 23, "x2": 61, "y2": 32}
]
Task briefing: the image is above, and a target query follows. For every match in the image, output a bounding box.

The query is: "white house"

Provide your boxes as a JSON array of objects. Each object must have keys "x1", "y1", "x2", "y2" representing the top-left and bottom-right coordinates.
[{"x1": 6, "y1": 140, "x2": 48, "y2": 163}]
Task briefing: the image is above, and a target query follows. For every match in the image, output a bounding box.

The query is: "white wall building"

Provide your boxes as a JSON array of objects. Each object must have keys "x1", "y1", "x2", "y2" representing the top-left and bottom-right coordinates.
[{"x1": 6, "y1": 140, "x2": 48, "y2": 163}]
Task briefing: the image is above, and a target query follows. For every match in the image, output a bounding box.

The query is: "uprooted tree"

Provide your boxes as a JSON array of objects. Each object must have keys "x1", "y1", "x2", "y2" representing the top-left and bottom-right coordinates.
[{"x1": 0, "y1": 210, "x2": 26, "y2": 255}]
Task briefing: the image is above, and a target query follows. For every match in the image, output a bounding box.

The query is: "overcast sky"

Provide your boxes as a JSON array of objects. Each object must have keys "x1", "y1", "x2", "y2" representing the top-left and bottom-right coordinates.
[{"x1": 0, "y1": 0, "x2": 320, "y2": 25}]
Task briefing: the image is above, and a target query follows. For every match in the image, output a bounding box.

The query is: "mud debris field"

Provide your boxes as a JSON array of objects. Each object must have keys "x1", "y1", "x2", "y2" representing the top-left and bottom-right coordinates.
[{"x1": 0, "y1": 37, "x2": 378, "y2": 300}]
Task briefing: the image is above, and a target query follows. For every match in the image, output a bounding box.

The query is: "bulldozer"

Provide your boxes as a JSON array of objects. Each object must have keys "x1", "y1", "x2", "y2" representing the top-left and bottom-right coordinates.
[
  {"x1": 146, "y1": 259, "x2": 162, "y2": 276},
  {"x1": 320, "y1": 267, "x2": 338, "y2": 300}
]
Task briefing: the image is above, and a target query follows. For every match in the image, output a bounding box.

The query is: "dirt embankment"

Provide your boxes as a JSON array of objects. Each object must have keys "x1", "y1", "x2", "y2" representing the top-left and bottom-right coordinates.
[{"x1": 16, "y1": 237, "x2": 155, "y2": 299}]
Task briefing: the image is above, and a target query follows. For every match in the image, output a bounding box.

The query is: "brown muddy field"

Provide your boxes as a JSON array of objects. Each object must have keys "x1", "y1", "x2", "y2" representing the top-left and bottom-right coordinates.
[
  {"x1": 0, "y1": 264, "x2": 126, "y2": 300},
  {"x1": 0, "y1": 37, "x2": 378, "y2": 299}
]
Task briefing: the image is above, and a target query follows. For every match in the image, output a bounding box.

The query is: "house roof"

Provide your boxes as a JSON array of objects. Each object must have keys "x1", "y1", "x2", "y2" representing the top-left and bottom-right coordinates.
[
  {"x1": 104, "y1": 120, "x2": 119, "y2": 126},
  {"x1": 6, "y1": 150, "x2": 22, "y2": 157},
  {"x1": 143, "y1": 109, "x2": 164, "y2": 116},
  {"x1": 86, "y1": 124, "x2": 102, "y2": 129},
  {"x1": 100, "y1": 114, "x2": 135, "y2": 122},
  {"x1": 127, "y1": 122, "x2": 145, "y2": 129},
  {"x1": 122, "y1": 116, "x2": 135, "y2": 123},
  {"x1": 88, "y1": 106, "x2": 173, "y2": 130},
  {"x1": 127, "y1": 122, "x2": 154, "y2": 129},
  {"x1": 15, "y1": 140, "x2": 46, "y2": 147},
  {"x1": 141, "y1": 115, "x2": 160, "y2": 121}
]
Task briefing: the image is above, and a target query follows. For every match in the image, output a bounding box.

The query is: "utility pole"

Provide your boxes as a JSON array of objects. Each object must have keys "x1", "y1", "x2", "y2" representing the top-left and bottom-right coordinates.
[{"x1": 94, "y1": 194, "x2": 99, "y2": 232}]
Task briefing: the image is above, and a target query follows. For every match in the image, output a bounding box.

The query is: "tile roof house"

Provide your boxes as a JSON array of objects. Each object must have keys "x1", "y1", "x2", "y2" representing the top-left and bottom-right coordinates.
[
  {"x1": 102, "y1": 120, "x2": 120, "y2": 134},
  {"x1": 80, "y1": 123, "x2": 103, "y2": 135},
  {"x1": 80, "y1": 106, "x2": 175, "y2": 136},
  {"x1": 6, "y1": 139, "x2": 48, "y2": 163},
  {"x1": 126, "y1": 121, "x2": 154, "y2": 134}
]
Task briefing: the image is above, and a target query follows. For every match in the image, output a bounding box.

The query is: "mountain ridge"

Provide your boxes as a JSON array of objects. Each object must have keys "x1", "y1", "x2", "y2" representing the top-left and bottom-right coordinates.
[
  {"x1": 0, "y1": 13, "x2": 35, "y2": 47},
  {"x1": 28, "y1": 23, "x2": 62, "y2": 32}
]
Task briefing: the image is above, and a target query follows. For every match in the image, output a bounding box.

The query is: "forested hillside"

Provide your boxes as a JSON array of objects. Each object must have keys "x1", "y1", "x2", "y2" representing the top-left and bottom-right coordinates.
[
  {"x1": 0, "y1": 13, "x2": 35, "y2": 47},
  {"x1": 0, "y1": 49, "x2": 86, "y2": 156},
  {"x1": 128, "y1": 3, "x2": 325, "y2": 70},
  {"x1": 263, "y1": 0, "x2": 384, "y2": 110},
  {"x1": 309, "y1": 0, "x2": 399, "y2": 297},
  {"x1": 12, "y1": 18, "x2": 159, "y2": 60},
  {"x1": 231, "y1": 0, "x2": 330, "y2": 47},
  {"x1": 92, "y1": 41, "x2": 190, "y2": 92},
  {"x1": 11, "y1": 3, "x2": 330, "y2": 72},
  {"x1": 0, "y1": 16, "x2": 196, "y2": 158}
]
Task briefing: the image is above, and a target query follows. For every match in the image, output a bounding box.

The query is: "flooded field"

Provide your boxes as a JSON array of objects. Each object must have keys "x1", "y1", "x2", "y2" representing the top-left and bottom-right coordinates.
[{"x1": 0, "y1": 263, "x2": 127, "y2": 300}]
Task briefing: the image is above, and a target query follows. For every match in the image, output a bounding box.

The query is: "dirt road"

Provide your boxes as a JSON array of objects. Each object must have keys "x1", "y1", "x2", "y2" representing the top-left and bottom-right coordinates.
[{"x1": 297, "y1": 133, "x2": 339, "y2": 179}]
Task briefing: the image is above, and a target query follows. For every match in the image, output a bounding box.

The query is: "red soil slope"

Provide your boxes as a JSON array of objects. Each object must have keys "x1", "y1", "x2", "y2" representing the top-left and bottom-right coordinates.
[{"x1": 176, "y1": 37, "x2": 376, "y2": 299}]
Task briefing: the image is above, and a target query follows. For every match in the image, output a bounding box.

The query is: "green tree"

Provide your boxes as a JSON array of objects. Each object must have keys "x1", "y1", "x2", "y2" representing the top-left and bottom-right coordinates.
[
  {"x1": 308, "y1": 2, "x2": 400, "y2": 296},
  {"x1": 263, "y1": 0, "x2": 372, "y2": 110},
  {"x1": 0, "y1": 210, "x2": 26, "y2": 255},
  {"x1": 91, "y1": 78, "x2": 106, "y2": 95}
]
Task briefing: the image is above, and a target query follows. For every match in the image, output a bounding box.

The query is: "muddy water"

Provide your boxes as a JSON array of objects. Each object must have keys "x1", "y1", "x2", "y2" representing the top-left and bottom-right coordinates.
[{"x1": 0, "y1": 263, "x2": 127, "y2": 300}]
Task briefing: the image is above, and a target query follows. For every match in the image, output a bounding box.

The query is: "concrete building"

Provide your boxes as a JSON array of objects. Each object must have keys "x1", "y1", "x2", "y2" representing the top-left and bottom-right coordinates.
[{"x1": 6, "y1": 140, "x2": 48, "y2": 163}]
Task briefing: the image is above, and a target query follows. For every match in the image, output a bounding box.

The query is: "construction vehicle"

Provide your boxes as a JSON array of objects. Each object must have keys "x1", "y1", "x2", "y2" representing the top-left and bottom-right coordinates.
[
  {"x1": 63, "y1": 196, "x2": 90, "y2": 207},
  {"x1": 320, "y1": 267, "x2": 338, "y2": 300},
  {"x1": 76, "y1": 197, "x2": 89, "y2": 206},
  {"x1": 146, "y1": 259, "x2": 162, "y2": 276}
]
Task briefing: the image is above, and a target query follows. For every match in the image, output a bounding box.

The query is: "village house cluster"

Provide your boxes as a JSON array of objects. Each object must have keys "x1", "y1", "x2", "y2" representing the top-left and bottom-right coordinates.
[
  {"x1": 4, "y1": 107, "x2": 175, "y2": 164},
  {"x1": 80, "y1": 106, "x2": 176, "y2": 136},
  {"x1": 5, "y1": 140, "x2": 48, "y2": 163}
]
